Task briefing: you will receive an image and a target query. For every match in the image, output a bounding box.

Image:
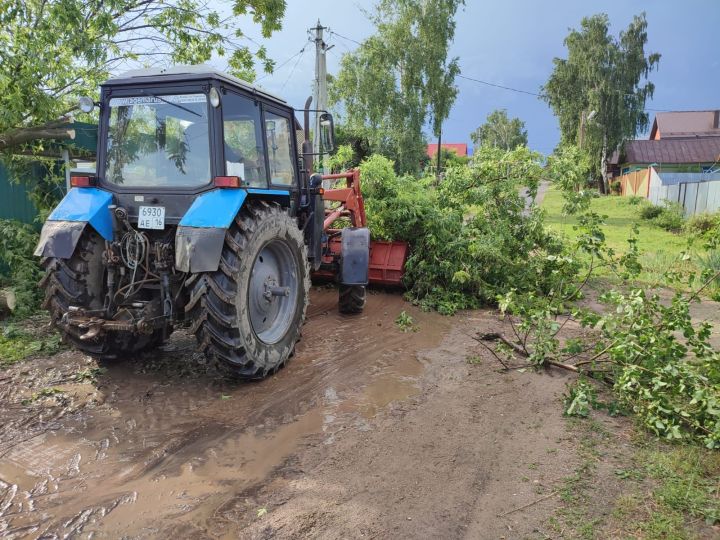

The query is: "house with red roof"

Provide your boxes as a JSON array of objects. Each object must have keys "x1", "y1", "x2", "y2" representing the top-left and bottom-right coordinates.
[
  {"x1": 426, "y1": 143, "x2": 468, "y2": 158},
  {"x1": 609, "y1": 110, "x2": 720, "y2": 214}
]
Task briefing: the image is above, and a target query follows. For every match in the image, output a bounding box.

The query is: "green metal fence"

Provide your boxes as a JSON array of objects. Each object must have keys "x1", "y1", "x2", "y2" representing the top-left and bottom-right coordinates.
[
  {"x1": 0, "y1": 163, "x2": 39, "y2": 226},
  {"x1": 0, "y1": 122, "x2": 97, "y2": 226}
]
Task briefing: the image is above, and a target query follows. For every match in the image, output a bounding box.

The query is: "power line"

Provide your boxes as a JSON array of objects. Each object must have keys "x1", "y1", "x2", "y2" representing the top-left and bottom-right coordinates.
[
  {"x1": 456, "y1": 74, "x2": 543, "y2": 97},
  {"x1": 329, "y1": 30, "x2": 362, "y2": 46},
  {"x1": 280, "y1": 44, "x2": 309, "y2": 91},
  {"x1": 321, "y1": 30, "x2": 673, "y2": 113},
  {"x1": 256, "y1": 43, "x2": 309, "y2": 82}
]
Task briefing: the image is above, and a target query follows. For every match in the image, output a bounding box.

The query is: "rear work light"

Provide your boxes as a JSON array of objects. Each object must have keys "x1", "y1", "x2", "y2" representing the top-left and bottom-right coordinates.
[
  {"x1": 214, "y1": 176, "x2": 241, "y2": 188},
  {"x1": 70, "y1": 176, "x2": 96, "y2": 188}
]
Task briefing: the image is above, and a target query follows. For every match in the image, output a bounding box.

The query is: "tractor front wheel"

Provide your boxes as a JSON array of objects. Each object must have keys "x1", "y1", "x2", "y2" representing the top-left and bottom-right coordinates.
[
  {"x1": 338, "y1": 284, "x2": 366, "y2": 314},
  {"x1": 186, "y1": 201, "x2": 309, "y2": 378}
]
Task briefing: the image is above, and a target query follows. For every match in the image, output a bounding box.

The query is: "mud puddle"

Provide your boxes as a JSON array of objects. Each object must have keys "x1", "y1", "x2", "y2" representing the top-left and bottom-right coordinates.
[{"x1": 0, "y1": 289, "x2": 449, "y2": 538}]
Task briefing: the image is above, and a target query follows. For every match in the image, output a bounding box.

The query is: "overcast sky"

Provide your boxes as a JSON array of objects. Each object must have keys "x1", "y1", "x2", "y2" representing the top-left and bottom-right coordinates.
[{"x1": 230, "y1": 0, "x2": 719, "y2": 155}]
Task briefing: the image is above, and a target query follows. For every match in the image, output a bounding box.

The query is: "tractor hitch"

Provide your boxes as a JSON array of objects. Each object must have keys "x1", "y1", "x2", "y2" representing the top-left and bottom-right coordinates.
[{"x1": 63, "y1": 306, "x2": 159, "y2": 340}]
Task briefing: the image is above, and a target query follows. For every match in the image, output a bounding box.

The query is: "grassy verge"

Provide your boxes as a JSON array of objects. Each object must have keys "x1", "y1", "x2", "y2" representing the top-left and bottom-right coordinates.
[
  {"x1": 540, "y1": 187, "x2": 697, "y2": 283},
  {"x1": 610, "y1": 440, "x2": 720, "y2": 539},
  {"x1": 549, "y1": 415, "x2": 720, "y2": 539},
  {"x1": 0, "y1": 315, "x2": 63, "y2": 367}
]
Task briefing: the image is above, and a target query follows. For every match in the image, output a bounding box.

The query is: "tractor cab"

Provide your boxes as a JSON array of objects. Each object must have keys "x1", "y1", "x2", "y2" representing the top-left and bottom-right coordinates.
[{"x1": 92, "y1": 65, "x2": 306, "y2": 227}]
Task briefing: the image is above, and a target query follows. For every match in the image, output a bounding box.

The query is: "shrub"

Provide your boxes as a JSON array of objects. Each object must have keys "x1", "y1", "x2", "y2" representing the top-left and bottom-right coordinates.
[
  {"x1": 684, "y1": 212, "x2": 718, "y2": 235},
  {"x1": 652, "y1": 202, "x2": 685, "y2": 232},
  {"x1": 639, "y1": 203, "x2": 664, "y2": 220},
  {"x1": 0, "y1": 220, "x2": 43, "y2": 318},
  {"x1": 639, "y1": 202, "x2": 686, "y2": 232},
  {"x1": 610, "y1": 180, "x2": 622, "y2": 194},
  {"x1": 698, "y1": 250, "x2": 720, "y2": 300},
  {"x1": 626, "y1": 195, "x2": 645, "y2": 206}
]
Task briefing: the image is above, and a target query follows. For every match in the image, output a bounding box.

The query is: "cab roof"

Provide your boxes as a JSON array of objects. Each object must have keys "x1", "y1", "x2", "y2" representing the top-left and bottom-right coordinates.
[{"x1": 104, "y1": 64, "x2": 287, "y2": 105}]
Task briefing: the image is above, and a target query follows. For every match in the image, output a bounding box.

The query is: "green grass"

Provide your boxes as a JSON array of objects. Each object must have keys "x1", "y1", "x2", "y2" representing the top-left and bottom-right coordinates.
[
  {"x1": 0, "y1": 320, "x2": 63, "y2": 367},
  {"x1": 541, "y1": 187, "x2": 697, "y2": 283},
  {"x1": 608, "y1": 442, "x2": 720, "y2": 538},
  {"x1": 551, "y1": 415, "x2": 720, "y2": 539}
]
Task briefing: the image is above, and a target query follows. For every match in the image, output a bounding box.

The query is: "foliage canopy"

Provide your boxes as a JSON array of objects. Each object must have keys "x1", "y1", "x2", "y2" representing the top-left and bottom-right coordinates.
[
  {"x1": 543, "y1": 13, "x2": 660, "y2": 187},
  {"x1": 0, "y1": 0, "x2": 286, "y2": 152},
  {"x1": 470, "y1": 109, "x2": 528, "y2": 152},
  {"x1": 331, "y1": 0, "x2": 464, "y2": 174}
]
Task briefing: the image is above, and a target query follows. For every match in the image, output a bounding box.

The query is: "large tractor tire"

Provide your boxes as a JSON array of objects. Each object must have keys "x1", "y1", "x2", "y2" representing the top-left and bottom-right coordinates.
[
  {"x1": 41, "y1": 228, "x2": 166, "y2": 359},
  {"x1": 338, "y1": 284, "x2": 366, "y2": 314},
  {"x1": 186, "y1": 201, "x2": 310, "y2": 379}
]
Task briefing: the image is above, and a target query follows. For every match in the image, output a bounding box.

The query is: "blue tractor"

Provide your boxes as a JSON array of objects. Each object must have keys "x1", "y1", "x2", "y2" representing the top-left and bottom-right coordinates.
[{"x1": 35, "y1": 65, "x2": 369, "y2": 378}]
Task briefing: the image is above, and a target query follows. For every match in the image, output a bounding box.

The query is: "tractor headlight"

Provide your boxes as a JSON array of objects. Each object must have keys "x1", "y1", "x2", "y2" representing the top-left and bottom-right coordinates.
[
  {"x1": 78, "y1": 96, "x2": 95, "y2": 113},
  {"x1": 209, "y1": 87, "x2": 221, "y2": 108}
]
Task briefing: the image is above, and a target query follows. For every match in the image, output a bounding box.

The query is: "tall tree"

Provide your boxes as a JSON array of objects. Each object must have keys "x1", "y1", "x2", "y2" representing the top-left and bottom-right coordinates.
[
  {"x1": 543, "y1": 13, "x2": 660, "y2": 192},
  {"x1": 0, "y1": 0, "x2": 286, "y2": 152},
  {"x1": 470, "y1": 109, "x2": 528, "y2": 151},
  {"x1": 330, "y1": 0, "x2": 464, "y2": 174}
]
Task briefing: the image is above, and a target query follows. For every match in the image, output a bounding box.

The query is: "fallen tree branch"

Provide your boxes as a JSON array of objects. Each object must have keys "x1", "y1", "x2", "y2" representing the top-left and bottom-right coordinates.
[
  {"x1": 466, "y1": 333, "x2": 511, "y2": 370},
  {"x1": 478, "y1": 332, "x2": 528, "y2": 357},
  {"x1": 546, "y1": 359, "x2": 578, "y2": 372},
  {"x1": 497, "y1": 491, "x2": 558, "y2": 517},
  {"x1": 0, "y1": 116, "x2": 76, "y2": 150}
]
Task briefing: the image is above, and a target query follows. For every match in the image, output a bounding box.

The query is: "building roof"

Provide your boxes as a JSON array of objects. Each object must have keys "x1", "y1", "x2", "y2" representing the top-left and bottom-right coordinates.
[
  {"x1": 649, "y1": 110, "x2": 720, "y2": 139},
  {"x1": 611, "y1": 137, "x2": 720, "y2": 165},
  {"x1": 427, "y1": 143, "x2": 468, "y2": 157},
  {"x1": 105, "y1": 64, "x2": 287, "y2": 104}
]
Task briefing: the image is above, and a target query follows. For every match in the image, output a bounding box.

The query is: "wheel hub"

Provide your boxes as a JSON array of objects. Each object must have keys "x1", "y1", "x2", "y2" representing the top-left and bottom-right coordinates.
[{"x1": 248, "y1": 240, "x2": 299, "y2": 344}]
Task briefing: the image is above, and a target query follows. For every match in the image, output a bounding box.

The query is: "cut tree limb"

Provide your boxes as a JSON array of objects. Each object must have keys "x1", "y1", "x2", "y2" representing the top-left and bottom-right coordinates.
[
  {"x1": 0, "y1": 117, "x2": 76, "y2": 150},
  {"x1": 0, "y1": 288, "x2": 17, "y2": 315},
  {"x1": 479, "y1": 332, "x2": 581, "y2": 373}
]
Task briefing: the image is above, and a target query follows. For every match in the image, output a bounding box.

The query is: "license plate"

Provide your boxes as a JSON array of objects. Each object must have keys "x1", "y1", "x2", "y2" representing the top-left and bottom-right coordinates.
[{"x1": 138, "y1": 206, "x2": 165, "y2": 229}]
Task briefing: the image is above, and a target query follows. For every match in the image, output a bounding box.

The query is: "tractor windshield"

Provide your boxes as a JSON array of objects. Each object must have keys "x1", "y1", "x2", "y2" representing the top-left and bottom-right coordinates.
[{"x1": 105, "y1": 93, "x2": 210, "y2": 187}]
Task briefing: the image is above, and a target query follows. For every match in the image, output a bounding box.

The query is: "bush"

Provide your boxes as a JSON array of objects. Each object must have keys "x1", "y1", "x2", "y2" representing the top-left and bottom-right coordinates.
[
  {"x1": 626, "y1": 195, "x2": 645, "y2": 206},
  {"x1": 639, "y1": 203, "x2": 664, "y2": 220},
  {"x1": 652, "y1": 203, "x2": 685, "y2": 232},
  {"x1": 684, "y1": 212, "x2": 718, "y2": 235},
  {"x1": 0, "y1": 220, "x2": 43, "y2": 318},
  {"x1": 639, "y1": 202, "x2": 686, "y2": 232}
]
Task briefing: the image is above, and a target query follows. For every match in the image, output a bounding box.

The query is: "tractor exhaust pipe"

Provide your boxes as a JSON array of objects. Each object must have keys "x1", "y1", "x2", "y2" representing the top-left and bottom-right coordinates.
[{"x1": 302, "y1": 96, "x2": 313, "y2": 175}]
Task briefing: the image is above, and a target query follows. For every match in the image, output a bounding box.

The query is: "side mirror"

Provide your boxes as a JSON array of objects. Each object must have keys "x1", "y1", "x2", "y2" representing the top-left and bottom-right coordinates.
[{"x1": 319, "y1": 112, "x2": 335, "y2": 153}]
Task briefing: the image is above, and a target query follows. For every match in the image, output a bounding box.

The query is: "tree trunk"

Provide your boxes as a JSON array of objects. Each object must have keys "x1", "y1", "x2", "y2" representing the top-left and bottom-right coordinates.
[{"x1": 599, "y1": 132, "x2": 609, "y2": 194}]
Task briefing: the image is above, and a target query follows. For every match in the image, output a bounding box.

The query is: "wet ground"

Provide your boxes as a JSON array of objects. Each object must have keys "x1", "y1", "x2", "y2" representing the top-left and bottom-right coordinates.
[
  {"x1": 1, "y1": 289, "x2": 466, "y2": 538},
  {"x1": 2, "y1": 287, "x2": 695, "y2": 539}
]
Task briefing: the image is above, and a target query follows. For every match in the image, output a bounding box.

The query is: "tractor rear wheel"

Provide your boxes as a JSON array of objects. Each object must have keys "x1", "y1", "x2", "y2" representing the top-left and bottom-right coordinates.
[
  {"x1": 41, "y1": 228, "x2": 167, "y2": 359},
  {"x1": 338, "y1": 284, "x2": 366, "y2": 314},
  {"x1": 186, "y1": 201, "x2": 309, "y2": 379}
]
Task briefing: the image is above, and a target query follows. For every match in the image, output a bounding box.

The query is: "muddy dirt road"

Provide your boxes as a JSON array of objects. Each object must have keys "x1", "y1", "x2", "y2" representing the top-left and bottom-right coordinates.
[{"x1": 0, "y1": 289, "x2": 595, "y2": 538}]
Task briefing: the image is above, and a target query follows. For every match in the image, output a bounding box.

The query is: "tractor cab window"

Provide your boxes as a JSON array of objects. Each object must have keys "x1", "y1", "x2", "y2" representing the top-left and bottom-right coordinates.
[
  {"x1": 265, "y1": 112, "x2": 295, "y2": 186},
  {"x1": 105, "y1": 94, "x2": 210, "y2": 187},
  {"x1": 223, "y1": 93, "x2": 267, "y2": 187}
]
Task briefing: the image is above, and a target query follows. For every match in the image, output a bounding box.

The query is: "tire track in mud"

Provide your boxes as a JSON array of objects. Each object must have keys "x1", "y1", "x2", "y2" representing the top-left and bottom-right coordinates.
[{"x1": 0, "y1": 289, "x2": 450, "y2": 538}]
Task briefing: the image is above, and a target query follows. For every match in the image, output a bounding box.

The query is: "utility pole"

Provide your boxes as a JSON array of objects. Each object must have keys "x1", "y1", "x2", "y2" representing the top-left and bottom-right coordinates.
[{"x1": 311, "y1": 20, "x2": 331, "y2": 173}]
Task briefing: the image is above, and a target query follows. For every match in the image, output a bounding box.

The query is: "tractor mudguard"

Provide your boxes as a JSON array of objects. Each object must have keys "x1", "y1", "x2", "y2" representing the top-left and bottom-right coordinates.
[
  {"x1": 34, "y1": 188, "x2": 114, "y2": 258},
  {"x1": 175, "y1": 188, "x2": 290, "y2": 273},
  {"x1": 340, "y1": 227, "x2": 370, "y2": 286}
]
